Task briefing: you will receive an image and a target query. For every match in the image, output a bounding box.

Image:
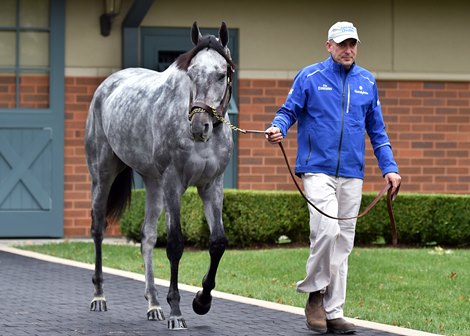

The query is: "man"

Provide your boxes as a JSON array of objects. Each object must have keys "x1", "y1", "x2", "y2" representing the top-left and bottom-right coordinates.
[{"x1": 265, "y1": 21, "x2": 401, "y2": 334}]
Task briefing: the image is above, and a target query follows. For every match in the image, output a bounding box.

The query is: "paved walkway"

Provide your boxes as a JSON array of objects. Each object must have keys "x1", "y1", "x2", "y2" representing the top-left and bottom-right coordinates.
[{"x1": 0, "y1": 242, "x2": 441, "y2": 336}]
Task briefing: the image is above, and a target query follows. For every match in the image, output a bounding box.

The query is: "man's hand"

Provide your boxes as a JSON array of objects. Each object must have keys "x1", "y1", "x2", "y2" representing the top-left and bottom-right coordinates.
[
  {"x1": 265, "y1": 126, "x2": 283, "y2": 144},
  {"x1": 385, "y1": 172, "x2": 401, "y2": 197}
]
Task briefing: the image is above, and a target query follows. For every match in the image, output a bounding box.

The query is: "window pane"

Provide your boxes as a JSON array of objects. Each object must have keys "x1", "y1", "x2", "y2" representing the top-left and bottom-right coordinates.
[
  {"x1": 20, "y1": 0, "x2": 49, "y2": 28},
  {"x1": 19, "y1": 71, "x2": 49, "y2": 108},
  {"x1": 0, "y1": 32, "x2": 16, "y2": 67},
  {"x1": 0, "y1": 0, "x2": 16, "y2": 27},
  {"x1": 0, "y1": 72, "x2": 17, "y2": 108},
  {"x1": 19, "y1": 32, "x2": 49, "y2": 68}
]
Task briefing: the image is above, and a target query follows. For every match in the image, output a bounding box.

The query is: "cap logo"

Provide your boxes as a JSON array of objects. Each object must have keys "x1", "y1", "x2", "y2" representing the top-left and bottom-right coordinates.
[
  {"x1": 331, "y1": 26, "x2": 356, "y2": 35},
  {"x1": 337, "y1": 27, "x2": 354, "y2": 33}
]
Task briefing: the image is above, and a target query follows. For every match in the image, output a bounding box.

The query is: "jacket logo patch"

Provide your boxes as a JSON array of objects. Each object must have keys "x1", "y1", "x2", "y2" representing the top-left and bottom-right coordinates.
[
  {"x1": 354, "y1": 85, "x2": 369, "y2": 95},
  {"x1": 318, "y1": 84, "x2": 333, "y2": 91}
]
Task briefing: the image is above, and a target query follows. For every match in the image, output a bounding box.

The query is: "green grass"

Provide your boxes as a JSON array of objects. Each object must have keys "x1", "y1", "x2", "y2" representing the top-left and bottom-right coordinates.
[{"x1": 17, "y1": 242, "x2": 470, "y2": 336}]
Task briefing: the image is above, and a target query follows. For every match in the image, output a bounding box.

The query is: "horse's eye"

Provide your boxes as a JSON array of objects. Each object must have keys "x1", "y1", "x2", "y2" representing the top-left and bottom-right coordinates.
[{"x1": 217, "y1": 73, "x2": 226, "y2": 81}]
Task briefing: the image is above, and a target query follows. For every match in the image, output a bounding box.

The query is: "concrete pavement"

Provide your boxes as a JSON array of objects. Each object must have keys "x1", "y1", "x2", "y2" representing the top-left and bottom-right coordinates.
[{"x1": 0, "y1": 241, "x2": 442, "y2": 336}]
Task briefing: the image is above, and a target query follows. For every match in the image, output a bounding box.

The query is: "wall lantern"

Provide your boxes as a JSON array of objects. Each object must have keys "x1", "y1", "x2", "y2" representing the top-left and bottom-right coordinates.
[{"x1": 100, "y1": 0, "x2": 122, "y2": 36}]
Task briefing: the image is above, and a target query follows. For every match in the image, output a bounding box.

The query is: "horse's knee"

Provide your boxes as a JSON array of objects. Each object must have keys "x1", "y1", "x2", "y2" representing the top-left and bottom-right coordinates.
[
  {"x1": 209, "y1": 236, "x2": 227, "y2": 257},
  {"x1": 166, "y1": 234, "x2": 184, "y2": 261},
  {"x1": 140, "y1": 229, "x2": 157, "y2": 253}
]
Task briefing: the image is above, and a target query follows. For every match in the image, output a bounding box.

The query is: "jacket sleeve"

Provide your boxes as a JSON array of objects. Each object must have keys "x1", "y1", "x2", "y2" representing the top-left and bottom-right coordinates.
[
  {"x1": 271, "y1": 71, "x2": 306, "y2": 137},
  {"x1": 366, "y1": 82, "x2": 399, "y2": 176}
]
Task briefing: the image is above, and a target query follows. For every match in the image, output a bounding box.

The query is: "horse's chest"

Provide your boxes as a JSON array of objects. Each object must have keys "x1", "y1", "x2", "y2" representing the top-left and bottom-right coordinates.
[
  {"x1": 181, "y1": 148, "x2": 229, "y2": 185},
  {"x1": 186, "y1": 154, "x2": 219, "y2": 178}
]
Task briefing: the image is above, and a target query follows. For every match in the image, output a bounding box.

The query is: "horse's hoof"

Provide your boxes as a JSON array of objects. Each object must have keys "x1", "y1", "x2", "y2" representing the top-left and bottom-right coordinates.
[
  {"x1": 90, "y1": 296, "x2": 107, "y2": 311},
  {"x1": 167, "y1": 316, "x2": 187, "y2": 330},
  {"x1": 192, "y1": 290, "x2": 212, "y2": 315},
  {"x1": 147, "y1": 305, "x2": 165, "y2": 321}
]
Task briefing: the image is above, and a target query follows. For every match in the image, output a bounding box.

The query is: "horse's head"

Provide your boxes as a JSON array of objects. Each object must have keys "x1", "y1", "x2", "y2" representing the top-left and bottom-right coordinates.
[{"x1": 176, "y1": 22, "x2": 235, "y2": 142}]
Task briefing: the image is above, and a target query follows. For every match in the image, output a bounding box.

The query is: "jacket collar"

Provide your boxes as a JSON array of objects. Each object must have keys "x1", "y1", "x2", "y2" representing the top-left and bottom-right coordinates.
[{"x1": 326, "y1": 55, "x2": 356, "y2": 74}]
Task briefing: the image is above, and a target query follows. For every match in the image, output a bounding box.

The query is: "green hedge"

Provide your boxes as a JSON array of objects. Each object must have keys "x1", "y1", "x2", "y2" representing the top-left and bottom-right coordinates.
[{"x1": 120, "y1": 189, "x2": 470, "y2": 248}]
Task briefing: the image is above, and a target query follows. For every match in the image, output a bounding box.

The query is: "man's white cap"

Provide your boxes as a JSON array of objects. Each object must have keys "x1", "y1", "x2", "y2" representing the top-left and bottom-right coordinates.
[{"x1": 328, "y1": 21, "x2": 360, "y2": 43}]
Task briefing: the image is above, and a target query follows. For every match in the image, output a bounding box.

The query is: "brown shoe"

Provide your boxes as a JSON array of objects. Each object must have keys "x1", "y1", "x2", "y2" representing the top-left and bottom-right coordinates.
[
  {"x1": 327, "y1": 318, "x2": 356, "y2": 334},
  {"x1": 305, "y1": 291, "x2": 327, "y2": 334}
]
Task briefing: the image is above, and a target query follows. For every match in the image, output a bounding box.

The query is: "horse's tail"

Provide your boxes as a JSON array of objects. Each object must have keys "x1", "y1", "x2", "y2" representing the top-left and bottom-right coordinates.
[{"x1": 106, "y1": 166, "x2": 134, "y2": 221}]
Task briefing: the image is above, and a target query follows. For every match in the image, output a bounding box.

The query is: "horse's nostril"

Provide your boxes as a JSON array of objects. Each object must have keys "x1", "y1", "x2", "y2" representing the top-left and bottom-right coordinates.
[{"x1": 204, "y1": 123, "x2": 210, "y2": 133}]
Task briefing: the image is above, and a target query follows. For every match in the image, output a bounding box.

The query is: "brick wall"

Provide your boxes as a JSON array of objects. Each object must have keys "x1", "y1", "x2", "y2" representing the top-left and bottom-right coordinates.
[
  {"x1": 58, "y1": 76, "x2": 470, "y2": 237},
  {"x1": 2, "y1": 75, "x2": 468, "y2": 237},
  {"x1": 0, "y1": 75, "x2": 49, "y2": 108},
  {"x1": 238, "y1": 79, "x2": 470, "y2": 194}
]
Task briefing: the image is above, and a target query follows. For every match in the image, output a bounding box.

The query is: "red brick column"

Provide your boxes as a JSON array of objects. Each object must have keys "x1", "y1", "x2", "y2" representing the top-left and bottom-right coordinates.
[{"x1": 64, "y1": 76, "x2": 121, "y2": 237}]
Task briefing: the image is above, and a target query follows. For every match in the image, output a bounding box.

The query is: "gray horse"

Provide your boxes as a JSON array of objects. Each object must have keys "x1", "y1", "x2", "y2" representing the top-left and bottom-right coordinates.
[{"x1": 85, "y1": 21, "x2": 235, "y2": 330}]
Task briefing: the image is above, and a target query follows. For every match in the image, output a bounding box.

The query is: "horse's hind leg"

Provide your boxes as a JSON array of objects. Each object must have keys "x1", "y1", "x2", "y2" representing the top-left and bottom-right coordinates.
[
  {"x1": 86, "y1": 121, "x2": 130, "y2": 311},
  {"x1": 141, "y1": 177, "x2": 165, "y2": 321},
  {"x1": 193, "y1": 178, "x2": 227, "y2": 315},
  {"x1": 89, "y1": 156, "x2": 131, "y2": 311},
  {"x1": 89, "y1": 182, "x2": 109, "y2": 312},
  {"x1": 89, "y1": 170, "x2": 113, "y2": 311}
]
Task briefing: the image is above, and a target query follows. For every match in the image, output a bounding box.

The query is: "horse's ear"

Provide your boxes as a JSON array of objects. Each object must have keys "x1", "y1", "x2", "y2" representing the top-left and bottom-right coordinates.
[
  {"x1": 219, "y1": 22, "x2": 229, "y2": 47},
  {"x1": 191, "y1": 21, "x2": 202, "y2": 45}
]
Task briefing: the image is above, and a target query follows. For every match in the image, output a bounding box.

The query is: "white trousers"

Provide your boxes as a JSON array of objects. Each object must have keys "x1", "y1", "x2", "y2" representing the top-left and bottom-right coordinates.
[{"x1": 297, "y1": 173, "x2": 363, "y2": 320}]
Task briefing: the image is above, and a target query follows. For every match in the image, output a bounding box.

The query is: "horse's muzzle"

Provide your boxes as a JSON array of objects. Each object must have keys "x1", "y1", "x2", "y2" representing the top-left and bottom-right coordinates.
[{"x1": 189, "y1": 103, "x2": 215, "y2": 142}]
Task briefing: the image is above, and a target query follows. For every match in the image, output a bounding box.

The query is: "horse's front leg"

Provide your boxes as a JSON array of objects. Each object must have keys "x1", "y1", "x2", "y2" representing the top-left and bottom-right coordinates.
[
  {"x1": 164, "y1": 181, "x2": 187, "y2": 330},
  {"x1": 141, "y1": 178, "x2": 165, "y2": 321},
  {"x1": 193, "y1": 178, "x2": 227, "y2": 315}
]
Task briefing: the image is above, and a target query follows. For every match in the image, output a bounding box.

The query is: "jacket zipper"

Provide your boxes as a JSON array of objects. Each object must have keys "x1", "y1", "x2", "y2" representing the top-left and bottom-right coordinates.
[
  {"x1": 305, "y1": 135, "x2": 312, "y2": 165},
  {"x1": 335, "y1": 67, "x2": 347, "y2": 177}
]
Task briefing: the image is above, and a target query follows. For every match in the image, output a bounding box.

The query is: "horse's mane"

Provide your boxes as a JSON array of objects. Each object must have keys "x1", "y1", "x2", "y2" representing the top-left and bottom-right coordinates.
[{"x1": 176, "y1": 35, "x2": 235, "y2": 71}]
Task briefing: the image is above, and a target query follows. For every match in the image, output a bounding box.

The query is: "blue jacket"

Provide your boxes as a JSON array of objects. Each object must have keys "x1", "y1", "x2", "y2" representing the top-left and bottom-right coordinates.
[{"x1": 272, "y1": 56, "x2": 398, "y2": 179}]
